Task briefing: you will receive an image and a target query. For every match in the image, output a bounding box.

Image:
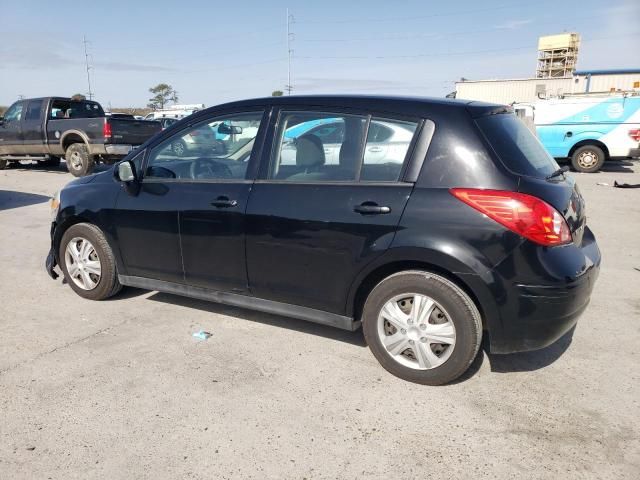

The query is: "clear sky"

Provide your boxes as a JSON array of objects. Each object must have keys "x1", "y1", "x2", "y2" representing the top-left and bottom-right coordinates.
[{"x1": 1, "y1": 0, "x2": 638, "y2": 108}]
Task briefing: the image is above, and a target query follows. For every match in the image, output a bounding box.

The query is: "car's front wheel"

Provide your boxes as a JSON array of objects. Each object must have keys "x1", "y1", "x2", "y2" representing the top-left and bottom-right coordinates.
[
  {"x1": 59, "y1": 223, "x2": 122, "y2": 300},
  {"x1": 362, "y1": 271, "x2": 482, "y2": 385}
]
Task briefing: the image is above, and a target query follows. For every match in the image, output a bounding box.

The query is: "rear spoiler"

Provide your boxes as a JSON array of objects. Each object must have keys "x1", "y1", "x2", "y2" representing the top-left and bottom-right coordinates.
[{"x1": 466, "y1": 101, "x2": 513, "y2": 118}]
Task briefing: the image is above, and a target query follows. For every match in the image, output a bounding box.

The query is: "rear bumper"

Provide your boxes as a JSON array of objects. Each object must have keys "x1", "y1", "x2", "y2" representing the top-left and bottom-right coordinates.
[
  {"x1": 628, "y1": 148, "x2": 640, "y2": 158},
  {"x1": 487, "y1": 227, "x2": 601, "y2": 354},
  {"x1": 88, "y1": 144, "x2": 133, "y2": 156}
]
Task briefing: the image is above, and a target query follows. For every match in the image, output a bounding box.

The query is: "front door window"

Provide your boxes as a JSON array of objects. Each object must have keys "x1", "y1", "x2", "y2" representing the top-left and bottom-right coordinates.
[{"x1": 144, "y1": 112, "x2": 263, "y2": 181}]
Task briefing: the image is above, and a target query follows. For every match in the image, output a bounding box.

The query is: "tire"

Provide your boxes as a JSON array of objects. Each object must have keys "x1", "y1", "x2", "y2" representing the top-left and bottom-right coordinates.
[
  {"x1": 362, "y1": 270, "x2": 482, "y2": 385},
  {"x1": 59, "y1": 223, "x2": 122, "y2": 300},
  {"x1": 65, "y1": 143, "x2": 95, "y2": 177},
  {"x1": 571, "y1": 145, "x2": 605, "y2": 173},
  {"x1": 0, "y1": 159, "x2": 7, "y2": 170},
  {"x1": 171, "y1": 139, "x2": 187, "y2": 157},
  {"x1": 41, "y1": 156, "x2": 61, "y2": 168}
]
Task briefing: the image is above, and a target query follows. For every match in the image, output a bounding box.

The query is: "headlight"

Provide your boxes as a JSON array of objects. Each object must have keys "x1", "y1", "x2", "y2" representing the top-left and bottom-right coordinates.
[{"x1": 50, "y1": 191, "x2": 60, "y2": 221}]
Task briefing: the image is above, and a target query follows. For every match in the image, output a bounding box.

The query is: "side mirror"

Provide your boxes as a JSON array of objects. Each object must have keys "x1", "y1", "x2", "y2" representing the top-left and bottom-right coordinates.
[
  {"x1": 117, "y1": 161, "x2": 136, "y2": 182},
  {"x1": 218, "y1": 124, "x2": 243, "y2": 135}
]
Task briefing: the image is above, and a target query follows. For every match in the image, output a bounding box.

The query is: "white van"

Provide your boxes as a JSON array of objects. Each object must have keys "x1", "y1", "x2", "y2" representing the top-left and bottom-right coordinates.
[{"x1": 144, "y1": 104, "x2": 205, "y2": 121}]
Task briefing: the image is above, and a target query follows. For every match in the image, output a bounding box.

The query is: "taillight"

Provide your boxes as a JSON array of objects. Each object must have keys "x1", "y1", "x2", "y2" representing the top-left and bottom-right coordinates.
[
  {"x1": 629, "y1": 129, "x2": 640, "y2": 142},
  {"x1": 103, "y1": 118, "x2": 112, "y2": 139},
  {"x1": 450, "y1": 188, "x2": 572, "y2": 246}
]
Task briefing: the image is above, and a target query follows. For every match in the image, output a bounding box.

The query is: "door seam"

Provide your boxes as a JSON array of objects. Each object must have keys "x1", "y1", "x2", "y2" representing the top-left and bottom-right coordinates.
[{"x1": 177, "y1": 210, "x2": 186, "y2": 281}]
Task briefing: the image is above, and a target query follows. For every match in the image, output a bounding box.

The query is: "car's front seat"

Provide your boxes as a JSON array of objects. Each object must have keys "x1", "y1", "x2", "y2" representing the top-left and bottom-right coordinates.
[
  {"x1": 337, "y1": 139, "x2": 360, "y2": 180},
  {"x1": 288, "y1": 134, "x2": 326, "y2": 180}
]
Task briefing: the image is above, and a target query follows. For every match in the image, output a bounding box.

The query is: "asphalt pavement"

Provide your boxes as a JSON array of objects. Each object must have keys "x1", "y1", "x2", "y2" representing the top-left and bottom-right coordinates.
[{"x1": 1, "y1": 160, "x2": 639, "y2": 479}]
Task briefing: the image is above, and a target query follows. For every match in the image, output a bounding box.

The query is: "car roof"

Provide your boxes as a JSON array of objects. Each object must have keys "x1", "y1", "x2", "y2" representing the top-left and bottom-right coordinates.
[{"x1": 204, "y1": 94, "x2": 508, "y2": 119}]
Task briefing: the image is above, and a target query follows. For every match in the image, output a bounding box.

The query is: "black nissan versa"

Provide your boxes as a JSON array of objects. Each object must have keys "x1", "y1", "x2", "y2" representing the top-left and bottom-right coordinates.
[{"x1": 45, "y1": 95, "x2": 601, "y2": 385}]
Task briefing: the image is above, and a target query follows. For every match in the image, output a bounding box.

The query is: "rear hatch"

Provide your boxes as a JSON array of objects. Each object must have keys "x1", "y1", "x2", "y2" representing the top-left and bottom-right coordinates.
[
  {"x1": 473, "y1": 110, "x2": 587, "y2": 245},
  {"x1": 107, "y1": 118, "x2": 162, "y2": 146}
]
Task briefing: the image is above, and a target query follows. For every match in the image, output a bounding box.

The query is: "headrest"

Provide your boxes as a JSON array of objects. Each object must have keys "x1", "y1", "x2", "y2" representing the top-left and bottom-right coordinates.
[{"x1": 296, "y1": 134, "x2": 325, "y2": 168}]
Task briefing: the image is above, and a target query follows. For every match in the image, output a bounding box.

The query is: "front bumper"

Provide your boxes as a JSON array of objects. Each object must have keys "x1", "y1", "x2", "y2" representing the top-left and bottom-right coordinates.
[
  {"x1": 46, "y1": 247, "x2": 58, "y2": 279},
  {"x1": 45, "y1": 221, "x2": 59, "y2": 280}
]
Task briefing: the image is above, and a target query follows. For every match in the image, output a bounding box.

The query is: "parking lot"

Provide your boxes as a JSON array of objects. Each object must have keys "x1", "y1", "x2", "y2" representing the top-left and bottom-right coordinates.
[{"x1": 0, "y1": 160, "x2": 639, "y2": 479}]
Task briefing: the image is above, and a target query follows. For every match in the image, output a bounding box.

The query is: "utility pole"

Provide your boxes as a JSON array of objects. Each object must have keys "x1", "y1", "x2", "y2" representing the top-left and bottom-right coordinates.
[
  {"x1": 83, "y1": 35, "x2": 94, "y2": 100},
  {"x1": 286, "y1": 8, "x2": 294, "y2": 95}
]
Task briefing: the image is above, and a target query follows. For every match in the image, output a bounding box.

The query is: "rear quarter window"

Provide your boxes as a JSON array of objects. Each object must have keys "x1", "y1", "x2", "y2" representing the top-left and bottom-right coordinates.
[{"x1": 476, "y1": 113, "x2": 559, "y2": 178}]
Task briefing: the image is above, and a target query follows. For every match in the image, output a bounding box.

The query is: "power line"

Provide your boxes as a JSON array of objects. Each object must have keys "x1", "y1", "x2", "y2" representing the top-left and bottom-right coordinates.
[
  {"x1": 297, "y1": 13, "x2": 605, "y2": 44},
  {"x1": 295, "y1": 0, "x2": 549, "y2": 25},
  {"x1": 294, "y1": 32, "x2": 640, "y2": 61}
]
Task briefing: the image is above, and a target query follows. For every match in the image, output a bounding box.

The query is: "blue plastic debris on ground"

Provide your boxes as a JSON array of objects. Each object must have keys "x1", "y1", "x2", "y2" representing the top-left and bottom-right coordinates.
[{"x1": 192, "y1": 330, "x2": 212, "y2": 340}]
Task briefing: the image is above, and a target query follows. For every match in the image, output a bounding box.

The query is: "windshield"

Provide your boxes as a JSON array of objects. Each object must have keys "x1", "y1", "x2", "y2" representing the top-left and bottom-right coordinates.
[{"x1": 476, "y1": 113, "x2": 559, "y2": 178}]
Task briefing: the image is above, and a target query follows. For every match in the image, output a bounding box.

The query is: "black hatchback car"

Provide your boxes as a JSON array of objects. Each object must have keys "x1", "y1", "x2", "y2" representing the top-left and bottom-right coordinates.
[{"x1": 46, "y1": 95, "x2": 601, "y2": 385}]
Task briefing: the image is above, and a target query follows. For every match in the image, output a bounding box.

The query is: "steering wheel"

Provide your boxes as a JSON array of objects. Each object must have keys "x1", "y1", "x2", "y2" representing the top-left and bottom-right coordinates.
[{"x1": 190, "y1": 158, "x2": 233, "y2": 179}]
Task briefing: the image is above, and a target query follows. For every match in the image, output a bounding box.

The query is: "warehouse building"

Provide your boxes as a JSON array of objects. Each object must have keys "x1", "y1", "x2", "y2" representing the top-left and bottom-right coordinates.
[
  {"x1": 454, "y1": 32, "x2": 639, "y2": 104},
  {"x1": 455, "y1": 69, "x2": 640, "y2": 105}
]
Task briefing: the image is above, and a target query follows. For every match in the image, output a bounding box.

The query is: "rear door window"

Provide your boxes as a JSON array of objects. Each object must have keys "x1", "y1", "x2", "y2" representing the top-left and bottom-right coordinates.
[
  {"x1": 269, "y1": 111, "x2": 419, "y2": 182},
  {"x1": 362, "y1": 118, "x2": 418, "y2": 182},
  {"x1": 476, "y1": 113, "x2": 559, "y2": 178}
]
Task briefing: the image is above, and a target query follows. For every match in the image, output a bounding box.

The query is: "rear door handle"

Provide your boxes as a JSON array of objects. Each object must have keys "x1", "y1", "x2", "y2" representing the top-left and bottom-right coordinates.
[
  {"x1": 368, "y1": 146, "x2": 383, "y2": 153},
  {"x1": 354, "y1": 203, "x2": 391, "y2": 215},
  {"x1": 211, "y1": 196, "x2": 238, "y2": 208}
]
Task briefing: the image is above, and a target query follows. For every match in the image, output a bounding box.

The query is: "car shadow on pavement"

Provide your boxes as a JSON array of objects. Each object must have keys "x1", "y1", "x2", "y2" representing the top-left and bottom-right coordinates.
[
  {"x1": 486, "y1": 326, "x2": 575, "y2": 373},
  {"x1": 146, "y1": 291, "x2": 368, "y2": 347},
  {"x1": 0, "y1": 189, "x2": 51, "y2": 211},
  {"x1": 7, "y1": 160, "x2": 112, "y2": 175},
  {"x1": 599, "y1": 159, "x2": 637, "y2": 173}
]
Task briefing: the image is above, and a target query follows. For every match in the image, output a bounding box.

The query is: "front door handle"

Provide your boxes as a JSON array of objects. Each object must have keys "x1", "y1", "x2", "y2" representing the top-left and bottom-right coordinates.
[
  {"x1": 368, "y1": 146, "x2": 383, "y2": 153},
  {"x1": 211, "y1": 196, "x2": 238, "y2": 208},
  {"x1": 354, "y1": 202, "x2": 391, "y2": 215}
]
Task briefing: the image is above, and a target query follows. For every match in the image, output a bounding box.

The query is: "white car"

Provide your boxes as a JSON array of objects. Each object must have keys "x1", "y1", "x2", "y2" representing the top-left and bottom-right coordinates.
[{"x1": 281, "y1": 119, "x2": 414, "y2": 166}]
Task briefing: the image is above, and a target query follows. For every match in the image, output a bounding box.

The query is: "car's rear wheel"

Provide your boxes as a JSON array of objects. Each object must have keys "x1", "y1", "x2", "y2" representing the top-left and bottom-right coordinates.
[
  {"x1": 0, "y1": 159, "x2": 7, "y2": 170},
  {"x1": 65, "y1": 143, "x2": 95, "y2": 177},
  {"x1": 571, "y1": 145, "x2": 605, "y2": 173},
  {"x1": 59, "y1": 223, "x2": 122, "y2": 300},
  {"x1": 362, "y1": 271, "x2": 482, "y2": 385}
]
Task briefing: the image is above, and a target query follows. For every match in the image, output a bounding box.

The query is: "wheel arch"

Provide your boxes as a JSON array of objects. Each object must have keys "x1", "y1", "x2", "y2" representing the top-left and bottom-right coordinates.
[
  {"x1": 347, "y1": 248, "x2": 502, "y2": 337},
  {"x1": 53, "y1": 214, "x2": 123, "y2": 274},
  {"x1": 53, "y1": 215, "x2": 92, "y2": 260},
  {"x1": 568, "y1": 139, "x2": 610, "y2": 160},
  {"x1": 61, "y1": 130, "x2": 90, "y2": 151}
]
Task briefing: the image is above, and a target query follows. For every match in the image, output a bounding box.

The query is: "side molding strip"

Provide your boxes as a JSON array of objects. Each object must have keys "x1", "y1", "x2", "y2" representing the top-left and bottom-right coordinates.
[{"x1": 118, "y1": 275, "x2": 361, "y2": 331}]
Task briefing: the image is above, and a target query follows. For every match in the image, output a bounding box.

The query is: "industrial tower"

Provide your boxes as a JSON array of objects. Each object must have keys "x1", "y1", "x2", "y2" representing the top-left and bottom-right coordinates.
[{"x1": 536, "y1": 33, "x2": 580, "y2": 78}]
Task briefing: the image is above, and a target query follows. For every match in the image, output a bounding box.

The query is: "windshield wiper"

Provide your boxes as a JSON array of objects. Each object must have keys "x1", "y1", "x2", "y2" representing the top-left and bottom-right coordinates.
[{"x1": 546, "y1": 165, "x2": 570, "y2": 180}]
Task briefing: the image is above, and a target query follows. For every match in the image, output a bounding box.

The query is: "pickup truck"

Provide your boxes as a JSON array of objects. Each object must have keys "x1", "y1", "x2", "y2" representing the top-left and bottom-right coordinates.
[{"x1": 0, "y1": 97, "x2": 162, "y2": 176}]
